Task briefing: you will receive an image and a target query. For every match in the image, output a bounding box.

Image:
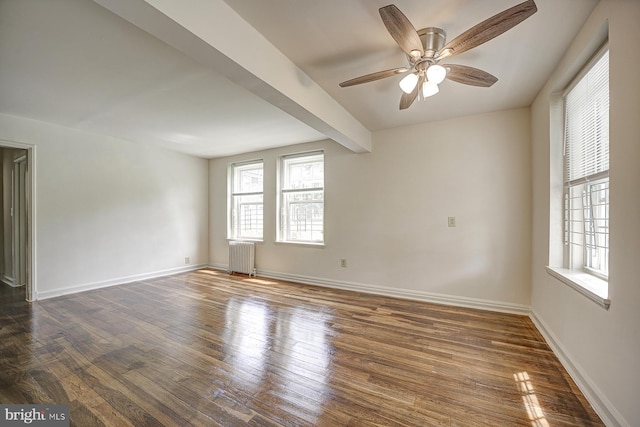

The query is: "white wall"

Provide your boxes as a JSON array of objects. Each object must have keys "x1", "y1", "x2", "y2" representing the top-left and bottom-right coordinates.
[
  {"x1": 530, "y1": 1, "x2": 640, "y2": 426},
  {"x1": 0, "y1": 113, "x2": 209, "y2": 298},
  {"x1": 210, "y1": 107, "x2": 532, "y2": 311}
]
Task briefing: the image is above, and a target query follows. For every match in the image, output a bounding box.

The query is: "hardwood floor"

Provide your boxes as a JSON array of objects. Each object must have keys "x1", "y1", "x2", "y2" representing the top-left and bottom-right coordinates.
[{"x1": 0, "y1": 269, "x2": 603, "y2": 426}]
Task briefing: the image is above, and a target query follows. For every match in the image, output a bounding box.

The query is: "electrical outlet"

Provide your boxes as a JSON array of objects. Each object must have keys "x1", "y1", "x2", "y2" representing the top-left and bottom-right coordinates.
[
  {"x1": 340, "y1": 259, "x2": 347, "y2": 268},
  {"x1": 448, "y1": 217, "x2": 456, "y2": 227},
  {"x1": 184, "y1": 257, "x2": 190, "y2": 264}
]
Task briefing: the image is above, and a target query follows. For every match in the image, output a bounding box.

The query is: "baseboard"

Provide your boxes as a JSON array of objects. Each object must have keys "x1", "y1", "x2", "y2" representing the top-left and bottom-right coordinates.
[
  {"x1": 1, "y1": 274, "x2": 15, "y2": 287},
  {"x1": 529, "y1": 311, "x2": 628, "y2": 427},
  {"x1": 37, "y1": 264, "x2": 208, "y2": 300},
  {"x1": 208, "y1": 264, "x2": 530, "y2": 315}
]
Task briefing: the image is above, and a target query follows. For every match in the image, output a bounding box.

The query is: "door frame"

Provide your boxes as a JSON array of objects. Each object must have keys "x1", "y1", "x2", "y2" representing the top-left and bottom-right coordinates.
[
  {"x1": 1, "y1": 139, "x2": 36, "y2": 301},
  {"x1": 13, "y1": 153, "x2": 27, "y2": 289}
]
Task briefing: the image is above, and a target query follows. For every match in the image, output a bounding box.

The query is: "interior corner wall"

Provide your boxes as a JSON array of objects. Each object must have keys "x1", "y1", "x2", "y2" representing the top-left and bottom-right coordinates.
[
  {"x1": 210, "y1": 107, "x2": 532, "y2": 308},
  {"x1": 0, "y1": 113, "x2": 210, "y2": 298},
  {"x1": 530, "y1": 1, "x2": 640, "y2": 425}
]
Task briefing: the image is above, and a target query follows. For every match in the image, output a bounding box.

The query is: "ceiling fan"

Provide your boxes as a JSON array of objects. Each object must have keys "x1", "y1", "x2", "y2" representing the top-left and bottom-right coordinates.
[{"x1": 339, "y1": 0, "x2": 538, "y2": 110}]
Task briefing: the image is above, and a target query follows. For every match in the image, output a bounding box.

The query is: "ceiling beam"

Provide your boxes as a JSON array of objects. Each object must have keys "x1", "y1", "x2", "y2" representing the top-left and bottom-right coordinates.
[{"x1": 93, "y1": 0, "x2": 371, "y2": 154}]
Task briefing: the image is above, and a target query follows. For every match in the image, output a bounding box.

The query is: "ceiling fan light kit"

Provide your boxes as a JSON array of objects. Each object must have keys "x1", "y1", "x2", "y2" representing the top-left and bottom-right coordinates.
[
  {"x1": 426, "y1": 64, "x2": 447, "y2": 85},
  {"x1": 339, "y1": 0, "x2": 538, "y2": 110},
  {"x1": 397, "y1": 28, "x2": 448, "y2": 95},
  {"x1": 422, "y1": 80, "x2": 439, "y2": 98},
  {"x1": 399, "y1": 72, "x2": 419, "y2": 94}
]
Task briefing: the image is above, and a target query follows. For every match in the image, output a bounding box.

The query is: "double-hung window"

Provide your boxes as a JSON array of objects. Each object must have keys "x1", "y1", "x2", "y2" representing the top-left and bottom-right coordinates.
[
  {"x1": 563, "y1": 47, "x2": 609, "y2": 280},
  {"x1": 229, "y1": 160, "x2": 263, "y2": 241},
  {"x1": 278, "y1": 151, "x2": 324, "y2": 244}
]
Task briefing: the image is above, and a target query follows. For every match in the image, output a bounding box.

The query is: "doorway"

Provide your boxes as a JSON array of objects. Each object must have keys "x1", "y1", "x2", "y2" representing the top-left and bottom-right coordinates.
[
  {"x1": 13, "y1": 153, "x2": 27, "y2": 289},
  {"x1": 0, "y1": 143, "x2": 34, "y2": 301}
]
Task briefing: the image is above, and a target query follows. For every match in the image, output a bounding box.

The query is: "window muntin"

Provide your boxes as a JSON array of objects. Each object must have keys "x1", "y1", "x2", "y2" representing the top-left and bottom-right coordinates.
[
  {"x1": 229, "y1": 160, "x2": 263, "y2": 241},
  {"x1": 563, "y1": 48, "x2": 609, "y2": 279},
  {"x1": 278, "y1": 152, "x2": 324, "y2": 244}
]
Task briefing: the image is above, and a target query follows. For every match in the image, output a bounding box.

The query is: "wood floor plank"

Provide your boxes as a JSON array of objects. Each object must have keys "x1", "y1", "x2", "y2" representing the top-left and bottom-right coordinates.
[{"x1": 0, "y1": 269, "x2": 604, "y2": 426}]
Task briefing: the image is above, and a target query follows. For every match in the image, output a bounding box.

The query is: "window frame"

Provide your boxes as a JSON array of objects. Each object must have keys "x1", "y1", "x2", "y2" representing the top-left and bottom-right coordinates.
[
  {"x1": 277, "y1": 151, "x2": 325, "y2": 245},
  {"x1": 228, "y1": 159, "x2": 264, "y2": 242},
  {"x1": 547, "y1": 42, "x2": 610, "y2": 309}
]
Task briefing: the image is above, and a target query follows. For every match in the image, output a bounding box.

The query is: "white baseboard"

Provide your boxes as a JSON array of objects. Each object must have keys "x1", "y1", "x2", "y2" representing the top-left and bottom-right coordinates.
[
  {"x1": 208, "y1": 264, "x2": 530, "y2": 315},
  {"x1": 37, "y1": 264, "x2": 208, "y2": 300},
  {"x1": 1, "y1": 274, "x2": 16, "y2": 287},
  {"x1": 529, "y1": 311, "x2": 628, "y2": 427}
]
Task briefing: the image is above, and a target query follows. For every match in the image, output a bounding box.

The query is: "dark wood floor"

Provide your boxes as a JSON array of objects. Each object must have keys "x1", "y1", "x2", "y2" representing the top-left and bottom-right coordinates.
[{"x1": 0, "y1": 269, "x2": 603, "y2": 426}]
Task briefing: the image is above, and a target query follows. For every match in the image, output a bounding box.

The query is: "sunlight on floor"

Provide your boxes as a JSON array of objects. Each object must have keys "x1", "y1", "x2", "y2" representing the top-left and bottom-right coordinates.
[
  {"x1": 221, "y1": 297, "x2": 332, "y2": 424},
  {"x1": 514, "y1": 371, "x2": 550, "y2": 427},
  {"x1": 200, "y1": 269, "x2": 220, "y2": 275},
  {"x1": 245, "y1": 278, "x2": 278, "y2": 285}
]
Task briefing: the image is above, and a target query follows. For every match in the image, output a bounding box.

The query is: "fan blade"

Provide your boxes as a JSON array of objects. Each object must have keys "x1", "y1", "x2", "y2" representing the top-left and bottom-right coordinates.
[
  {"x1": 339, "y1": 67, "x2": 409, "y2": 87},
  {"x1": 446, "y1": 64, "x2": 498, "y2": 87},
  {"x1": 379, "y1": 5, "x2": 424, "y2": 58},
  {"x1": 437, "y1": 0, "x2": 537, "y2": 60},
  {"x1": 400, "y1": 74, "x2": 424, "y2": 110}
]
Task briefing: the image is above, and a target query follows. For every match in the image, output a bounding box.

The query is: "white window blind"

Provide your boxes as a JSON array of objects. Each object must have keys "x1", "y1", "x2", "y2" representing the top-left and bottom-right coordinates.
[
  {"x1": 564, "y1": 49, "x2": 609, "y2": 185},
  {"x1": 563, "y1": 47, "x2": 609, "y2": 279}
]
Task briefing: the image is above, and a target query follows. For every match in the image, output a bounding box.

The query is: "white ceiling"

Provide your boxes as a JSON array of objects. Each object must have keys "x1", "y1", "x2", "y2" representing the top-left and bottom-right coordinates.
[
  {"x1": 0, "y1": 0, "x2": 598, "y2": 158},
  {"x1": 223, "y1": 0, "x2": 598, "y2": 130}
]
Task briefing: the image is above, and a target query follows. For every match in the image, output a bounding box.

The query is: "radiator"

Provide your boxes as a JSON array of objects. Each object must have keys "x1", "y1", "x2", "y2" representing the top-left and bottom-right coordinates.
[{"x1": 228, "y1": 241, "x2": 256, "y2": 276}]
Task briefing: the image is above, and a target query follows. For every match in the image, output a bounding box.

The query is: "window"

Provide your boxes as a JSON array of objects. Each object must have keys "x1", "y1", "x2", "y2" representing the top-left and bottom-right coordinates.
[
  {"x1": 563, "y1": 47, "x2": 609, "y2": 280},
  {"x1": 278, "y1": 151, "x2": 324, "y2": 244},
  {"x1": 229, "y1": 160, "x2": 263, "y2": 240}
]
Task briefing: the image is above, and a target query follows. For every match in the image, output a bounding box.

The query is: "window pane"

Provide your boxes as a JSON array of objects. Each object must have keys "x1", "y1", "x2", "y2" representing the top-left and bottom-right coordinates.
[
  {"x1": 585, "y1": 180, "x2": 609, "y2": 275},
  {"x1": 563, "y1": 47, "x2": 609, "y2": 279},
  {"x1": 279, "y1": 152, "x2": 324, "y2": 244},
  {"x1": 283, "y1": 192, "x2": 323, "y2": 243},
  {"x1": 284, "y1": 154, "x2": 323, "y2": 190},
  {"x1": 235, "y1": 194, "x2": 263, "y2": 240},
  {"x1": 234, "y1": 163, "x2": 263, "y2": 194},
  {"x1": 229, "y1": 160, "x2": 263, "y2": 240}
]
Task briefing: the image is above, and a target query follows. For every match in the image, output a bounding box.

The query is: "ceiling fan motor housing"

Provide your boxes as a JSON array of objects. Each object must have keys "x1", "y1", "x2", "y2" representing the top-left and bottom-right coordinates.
[{"x1": 417, "y1": 27, "x2": 446, "y2": 58}]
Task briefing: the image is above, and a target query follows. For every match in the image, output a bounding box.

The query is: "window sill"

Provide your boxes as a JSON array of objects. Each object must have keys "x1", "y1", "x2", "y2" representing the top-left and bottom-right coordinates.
[
  {"x1": 227, "y1": 238, "x2": 263, "y2": 243},
  {"x1": 275, "y1": 241, "x2": 324, "y2": 248},
  {"x1": 545, "y1": 266, "x2": 610, "y2": 309}
]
